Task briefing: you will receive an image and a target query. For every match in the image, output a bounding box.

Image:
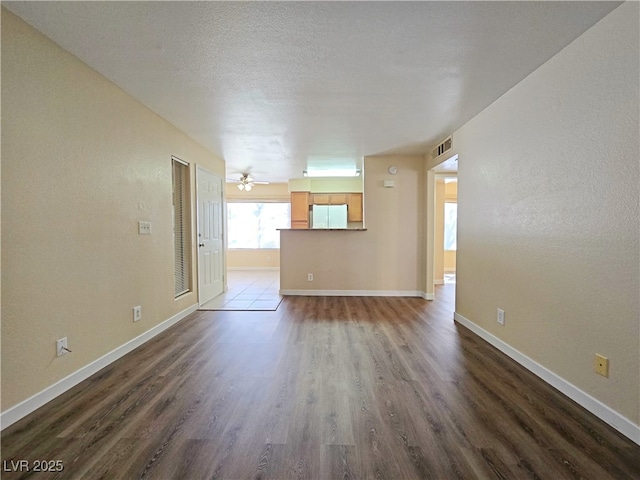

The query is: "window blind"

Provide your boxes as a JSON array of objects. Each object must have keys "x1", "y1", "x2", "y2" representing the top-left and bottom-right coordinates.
[{"x1": 172, "y1": 158, "x2": 190, "y2": 297}]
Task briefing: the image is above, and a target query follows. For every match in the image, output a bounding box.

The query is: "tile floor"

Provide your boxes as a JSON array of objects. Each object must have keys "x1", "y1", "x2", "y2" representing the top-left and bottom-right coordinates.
[{"x1": 199, "y1": 270, "x2": 282, "y2": 311}]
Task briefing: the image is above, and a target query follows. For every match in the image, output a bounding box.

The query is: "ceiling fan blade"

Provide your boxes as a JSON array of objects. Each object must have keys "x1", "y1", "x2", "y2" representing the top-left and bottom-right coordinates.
[{"x1": 226, "y1": 173, "x2": 268, "y2": 186}]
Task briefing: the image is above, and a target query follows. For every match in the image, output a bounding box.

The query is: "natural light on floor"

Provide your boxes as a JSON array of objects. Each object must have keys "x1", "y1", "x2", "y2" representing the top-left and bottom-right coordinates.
[{"x1": 199, "y1": 270, "x2": 281, "y2": 311}]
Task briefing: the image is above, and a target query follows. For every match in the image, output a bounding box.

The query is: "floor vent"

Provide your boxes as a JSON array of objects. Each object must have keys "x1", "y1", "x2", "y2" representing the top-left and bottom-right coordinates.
[{"x1": 432, "y1": 135, "x2": 453, "y2": 159}]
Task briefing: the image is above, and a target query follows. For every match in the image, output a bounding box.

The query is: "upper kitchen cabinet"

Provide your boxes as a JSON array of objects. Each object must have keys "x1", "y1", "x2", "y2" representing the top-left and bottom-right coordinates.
[
  {"x1": 348, "y1": 193, "x2": 363, "y2": 222},
  {"x1": 312, "y1": 193, "x2": 348, "y2": 205},
  {"x1": 290, "y1": 191, "x2": 310, "y2": 229}
]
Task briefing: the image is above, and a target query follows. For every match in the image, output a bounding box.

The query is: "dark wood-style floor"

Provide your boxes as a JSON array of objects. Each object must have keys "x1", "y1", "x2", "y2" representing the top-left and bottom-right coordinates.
[{"x1": 2, "y1": 284, "x2": 639, "y2": 479}]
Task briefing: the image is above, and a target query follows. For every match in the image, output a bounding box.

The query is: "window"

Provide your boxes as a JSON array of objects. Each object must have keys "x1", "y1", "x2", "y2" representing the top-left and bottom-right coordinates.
[
  {"x1": 172, "y1": 157, "x2": 190, "y2": 297},
  {"x1": 444, "y1": 202, "x2": 457, "y2": 251},
  {"x1": 227, "y1": 203, "x2": 290, "y2": 248}
]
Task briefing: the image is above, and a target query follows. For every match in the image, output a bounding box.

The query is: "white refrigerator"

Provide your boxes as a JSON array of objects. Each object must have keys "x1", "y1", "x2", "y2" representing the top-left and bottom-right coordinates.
[{"x1": 312, "y1": 205, "x2": 348, "y2": 229}]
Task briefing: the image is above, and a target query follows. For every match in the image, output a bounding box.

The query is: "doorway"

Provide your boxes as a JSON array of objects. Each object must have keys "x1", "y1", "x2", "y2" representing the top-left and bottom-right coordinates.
[
  {"x1": 223, "y1": 184, "x2": 290, "y2": 305},
  {"x1": 426, "y1": 154, "x2": 458, "y2": 300},
  {"x1": 441, "y1": 178, "x2": 457, "y2": 285}
]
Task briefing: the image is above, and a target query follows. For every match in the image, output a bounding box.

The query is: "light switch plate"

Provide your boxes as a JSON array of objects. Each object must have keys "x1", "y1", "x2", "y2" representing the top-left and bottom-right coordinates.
[{"x1": 56, "y1": 337, "x2": 69, "y2": 357}]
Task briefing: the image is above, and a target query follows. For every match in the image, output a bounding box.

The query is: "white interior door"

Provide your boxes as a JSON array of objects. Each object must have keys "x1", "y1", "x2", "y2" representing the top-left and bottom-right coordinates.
[{"x1": 197, "y1": 166, "x2": 224, "y2": 305}]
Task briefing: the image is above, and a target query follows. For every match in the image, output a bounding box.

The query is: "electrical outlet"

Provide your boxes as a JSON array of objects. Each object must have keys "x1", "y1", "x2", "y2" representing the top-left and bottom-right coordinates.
[
  {"x1": 594, "y1": 354, "x2": 609, "y2": 377},
  {"x1": 497, "y1": 308, "x2": 505, "y2": 326},
  {"x1": 138, "y1": 221, "x2": 151, "y2": 235},
  {"x1": 307, "y1": 273, "x2": 314, "y2": 281},
  {"x1": 133, "y1": 306, "x2": 142, "y2": 322},
  {"x1": 56, "y1": 337, "x2": 69, "y2": 357}
]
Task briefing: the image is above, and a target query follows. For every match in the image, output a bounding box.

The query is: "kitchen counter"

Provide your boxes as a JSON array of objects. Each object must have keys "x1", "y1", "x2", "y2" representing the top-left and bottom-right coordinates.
[{"x1": 278, "y1": 228, "x2": 367, "y2": 231}]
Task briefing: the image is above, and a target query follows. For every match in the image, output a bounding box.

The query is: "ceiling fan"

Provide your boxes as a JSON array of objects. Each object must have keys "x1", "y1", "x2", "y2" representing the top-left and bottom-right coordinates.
[{"x1": 228, "y1": 173, "x2": 269, "y2": 192}]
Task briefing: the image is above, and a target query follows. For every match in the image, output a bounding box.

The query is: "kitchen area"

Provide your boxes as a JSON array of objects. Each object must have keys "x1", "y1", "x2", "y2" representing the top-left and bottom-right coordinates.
[
  {"x1": 290, "y1": 190, "x2": 364, "y2": 230},
  {"x1": 278, "y1": 156, "x2": 428, "y2": 297},
  {"x1": 286, "y1": 175, "x2": 365, "y2": 230}
]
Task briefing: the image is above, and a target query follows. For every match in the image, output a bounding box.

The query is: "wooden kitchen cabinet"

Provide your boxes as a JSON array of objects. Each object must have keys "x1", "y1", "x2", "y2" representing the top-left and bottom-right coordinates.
[
  {"x1": 329, "y1": 193, "x2": 347, "y2": 205},
  {"x1": 312, "y1": 194, "x2": 329, "y2": 205},
  {"x1": 290, "y1": 192, "x2": 310, "y2": 229},
  {"x1": 311, "y1": 193, "x2": 348, "y2": 205},
  {"x1": 348, "y1": 193, "x2": 363, "y2": 222}
]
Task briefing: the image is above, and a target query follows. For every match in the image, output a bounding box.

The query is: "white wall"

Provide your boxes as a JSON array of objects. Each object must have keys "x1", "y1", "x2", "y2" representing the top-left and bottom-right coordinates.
[{"x1": 454, "y1": 2, "x2": 639, "y2": 431}]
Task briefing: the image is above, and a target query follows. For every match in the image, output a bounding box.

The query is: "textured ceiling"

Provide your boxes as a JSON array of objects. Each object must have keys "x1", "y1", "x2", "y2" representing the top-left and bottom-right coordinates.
[{"x1": 4, "y1": 1, "x2": 620, "y2": 182}]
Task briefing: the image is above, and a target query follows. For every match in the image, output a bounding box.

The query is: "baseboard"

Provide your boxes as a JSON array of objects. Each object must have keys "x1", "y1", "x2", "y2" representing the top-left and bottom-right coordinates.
[
  {"x1": 0, "y1": 303, "x2": 199, "y2": 431},
  {"x1": 453, "y1": 312, "x2": 640, "y2": 446},
  {"x1": 227, "y1": 267, "x2": 280, "y2": 271},
  {"x1": 280, "y1": 289, "x2": 428, "y2": 298},
  {"x1": 421, "y1": 292, "x2": 435, "y2": 300},
  {"x1": 435, "y1": 279, "x2": 444, "y2": 285}
]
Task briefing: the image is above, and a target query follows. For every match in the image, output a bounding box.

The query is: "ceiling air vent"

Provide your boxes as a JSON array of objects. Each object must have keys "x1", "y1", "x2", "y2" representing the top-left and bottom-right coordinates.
[{"x1": 432, "y1": 135, "x2": 453, "y2": 159}]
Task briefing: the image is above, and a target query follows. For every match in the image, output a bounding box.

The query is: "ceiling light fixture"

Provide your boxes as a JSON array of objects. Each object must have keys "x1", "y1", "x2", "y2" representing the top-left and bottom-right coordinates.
[
  {"x1": 237, "y1": 182, "x2": 253, "y2": 191},
  {"x1": 234, "y1": 173, "x2": 266, "y2": 191}
]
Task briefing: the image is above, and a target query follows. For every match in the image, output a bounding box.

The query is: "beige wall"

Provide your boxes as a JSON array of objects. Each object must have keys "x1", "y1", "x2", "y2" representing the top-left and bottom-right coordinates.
[
  {"x1": 1, "y1": 11, "x2": 225, "y2": 410},
  {"x1": 288, "y1": 177, "x2": 364, "y2": 193},
  {"x1": 281, "y1": 156, "x2": 426, "y2": 293},
  {"x1": 444, "y1": 181, "x2": 457, "y2": 202},
  {"x1": 454, "y1": 2, "x2": 639, "y2": 425},
  {"x1": 444, "y1": 251, "x2": 456, "y2": 273},
  {"x1": 227, "y1": 250, "x2": 280, "y2": 269},
  {"x1": 226, "y1": 182, "x2": 290, "y2": 201}
]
